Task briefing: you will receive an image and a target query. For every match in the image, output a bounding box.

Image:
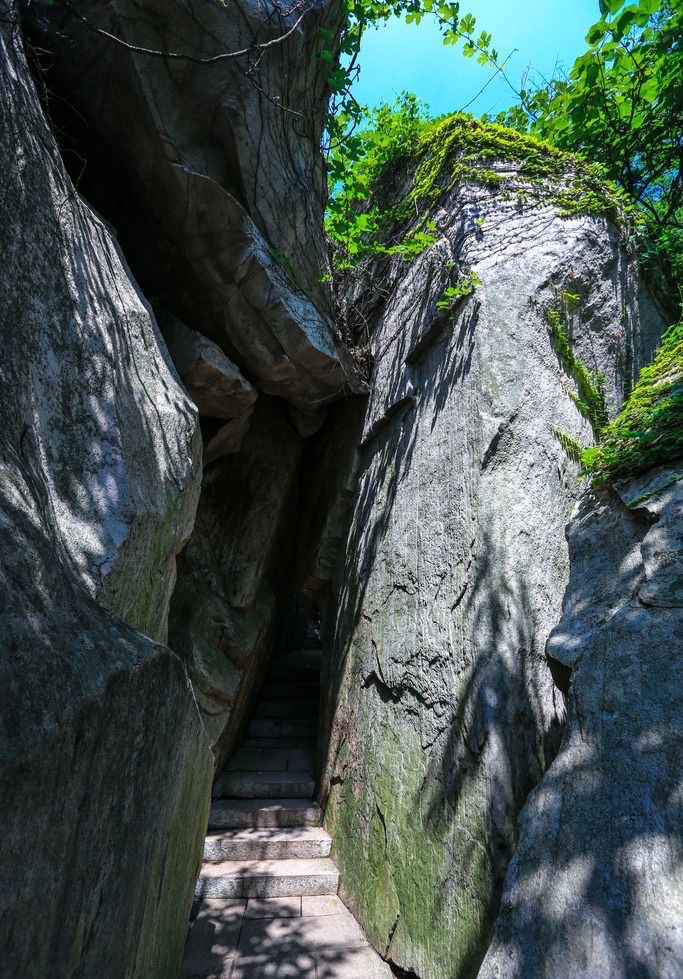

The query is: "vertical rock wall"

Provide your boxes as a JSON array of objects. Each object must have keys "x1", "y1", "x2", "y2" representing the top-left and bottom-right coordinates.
[
  {"x1": 321, "y1": 147, "x2": 665, "y2": 978},
  {"x1": 21, "y1": 0, "x2": 364, "y2": 766},
  {"x1": 478, "y1": 466, "x2": 683, "y2": 979},
  {"x1": 0, "y1": 7, "x2": 213, "y2": 976},
  {"x1": 169, "y1": 398, "x2": 304, "y2": 772}
]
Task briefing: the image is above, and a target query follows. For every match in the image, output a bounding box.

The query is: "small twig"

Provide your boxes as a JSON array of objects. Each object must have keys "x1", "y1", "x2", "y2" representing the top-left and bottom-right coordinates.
[
  {"x1": 62, "y1": 0, "x2": 310, "y2": 65},
  {"x1": 458, "y1": 47, "x2": 518, "y2": 113}
]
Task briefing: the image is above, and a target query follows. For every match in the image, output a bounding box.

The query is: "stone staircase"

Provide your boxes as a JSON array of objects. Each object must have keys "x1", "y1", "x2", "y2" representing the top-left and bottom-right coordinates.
[
  {"x1": 181, "y1": 636, "x2": 392, "y2": 978},
  {"x1": 197, "y1": 647, "x2": 339, "y2": 903}
]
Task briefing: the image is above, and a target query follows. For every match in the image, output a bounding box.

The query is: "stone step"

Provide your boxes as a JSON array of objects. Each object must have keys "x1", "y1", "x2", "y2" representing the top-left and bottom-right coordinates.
[
  {"x1": 226, "y1": 746, "x2": 314, "y2": 773},
  {"x1": 204, "y1": 827, "x2": 332, "y2": 861},
  {"x1": 209, "y1": 799, "x2": 323, "y2": 830},
  {"x1": 213, "y1": 771, "x2": 315, "y2": 800},
  {"x1": 267, "y1": 651, "x2": 322, "y2": 682},
  {"x1": 262, "y1": 682, "x2": 319, "y2": 701},
  {"x1": 246, "y1": 718, "x2": 316, "y2": 739},
  {"x1": 242, "y1": 736, "x2": 314, "y2": 750},
  {"x1": 196, "y1": 858, "x2": 339, "y2": 899},
  {"x1": 253, "y1": 699, "x2": 318, "y2": 719}
]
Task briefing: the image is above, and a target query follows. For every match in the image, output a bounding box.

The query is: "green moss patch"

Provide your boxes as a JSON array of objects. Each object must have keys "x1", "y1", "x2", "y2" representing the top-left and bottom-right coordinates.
[
  {"x1": 396, "y1": 113, "x2": 633, "y2": 229},
  {"x1": 582, "y1": 322, "x2": 683, "y2": 482},
  {"x1": 327, "y1": 102, "x2": 637, "y2": 270}
]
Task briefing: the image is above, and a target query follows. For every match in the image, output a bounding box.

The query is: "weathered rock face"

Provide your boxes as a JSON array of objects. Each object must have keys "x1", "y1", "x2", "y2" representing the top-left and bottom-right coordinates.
[
  {"x1": 169, "y1": 399, "x2": 304, "y2": 771},
  {"x1": 320, "y1": 157, "x2": 665, "y2": 977},
  {"x1": 477, "y1": 465, "x2": 683, "y2": 979},
  {"x1": 24, "y1": 0, "x2": 359, "y2": 408},
  {"x1": 0, "y1": 8, "x2": 212, "y2": 976},
  {"x1": 21, "y1": 0, "x2": 369, "y2": 760},
  {"x1": 159, "y1": 311, "x2": 257, "y2": 422}
]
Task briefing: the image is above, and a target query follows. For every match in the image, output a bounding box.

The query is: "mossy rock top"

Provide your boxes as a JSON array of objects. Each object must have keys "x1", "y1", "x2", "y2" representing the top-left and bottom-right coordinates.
[{"x1": 390, "y1": 112, "x2": 635, "y2": 225}]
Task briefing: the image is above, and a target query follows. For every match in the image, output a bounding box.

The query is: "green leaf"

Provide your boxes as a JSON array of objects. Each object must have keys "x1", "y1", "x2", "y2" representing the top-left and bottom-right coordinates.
[{"x1": 599, "y1": 0, "x2": 626, "y2": 15}]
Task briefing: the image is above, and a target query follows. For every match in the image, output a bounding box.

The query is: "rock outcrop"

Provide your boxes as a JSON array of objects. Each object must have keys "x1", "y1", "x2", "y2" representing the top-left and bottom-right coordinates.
[
  {"x1": 320, "y1": 123, "x2": 665, "y2": 979},
  {"x1": 478, "y1": 465, "x2": 683, "y2": 979},
  {"x1": 21, "y1": 0, "x2": 367, "y2": 759},
  {"x1": 0, "y1": 7, "x2": 212, "y2": 976},
  {"x1": 23, "y1": 0, "x2": 357, "y2": 408}
]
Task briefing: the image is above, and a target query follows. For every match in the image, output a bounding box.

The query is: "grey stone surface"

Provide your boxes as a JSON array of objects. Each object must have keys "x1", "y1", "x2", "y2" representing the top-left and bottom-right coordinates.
[
  {"x1": 2, "y1": 15, "x2": 202, "y2": 646},
  {"x1": 203, "y1": 412, "x2": 256, "y2": 466},
  {"x1": 321, "y1": 160, "x2": 666, "y2": 977},
  {"x1": 0, "y1": 7, "x2": 213, "y2": 977},
  {"x1": 205, "y1": 828, "x2": 332, "y2": 862},
  {"x1": 315, "y1": 946, "x2": 393, "y2": 979},
  {"x1": 209, "y1": 800, "x2": 323, "y2": 830},
  {"x1": 477, "y1": 469, "x2": 683, "y2": 979},
  {"x1": 245, "y1": 897, "x2": 303, "y2": 919},
  {"x1": 239, "y1": 907, "x2": 367, "y2": 954},
  {"x1": 160, "y1": 311, "x2": 257, "y2": 421},
  {"x1": 185, "y1": 894, "x2": 391, "y2": 977},
  {"x1": 301, "y1": 896, "x2": 347, "y2": 918},
  {"x1": 181, "y1": 899, "x2": 245, "y2": 979},
  {"x1": 23, "y1": 0, "x2": 362, "y2": 409},
  {"x1": 231, "y1": 952, "x2": 317, "y2": 979},
  {"x1": 20, "y1": 0, "x2": 366, "y2": 784},
  {"x1": 196, "y1": 858, "x2": 340, "y2": 899}
]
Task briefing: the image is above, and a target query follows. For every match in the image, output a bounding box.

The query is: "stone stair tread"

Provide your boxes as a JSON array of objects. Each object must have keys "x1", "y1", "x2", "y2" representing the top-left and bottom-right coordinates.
[
  {"x1": 266, "y1": 652, "x2": 322, "y2": 680},
  {"x1": 209, "y1": 799, "x2": 323, "y2": 829},
  {"x1": 242, "y1": 737, "x2": 315, "y2": 750},
  {"x1": 262, "y1": 682, "x2": 319, "y2": 699},
  {"x1": 206, "y1": 827, "x2": 331, "y2": 844},
  {"x1": 200, "y1": 857, "x2": 339, "y2": 879},
  {"x1": 204, "y1": 825, "x2": 332, "y2": 861},
  {"x1": 246, "y1": 719, "x2": 316, "y2": 739},
  {"x1": 254, "y1": 700, "x2": 319, "y2": 719},
  {"x1": 196, "y1": 858, "x2": 339, "y2": 899},
  {"x1": 226, "y1": 748, "x2": 314, "y2": 773},
  {"x1": 213, "y1": 771, "x2": 315, "y2": 800}
]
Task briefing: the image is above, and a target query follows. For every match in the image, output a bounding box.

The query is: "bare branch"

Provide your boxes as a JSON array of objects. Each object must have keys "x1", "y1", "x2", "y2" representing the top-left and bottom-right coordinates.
[{"x1": 62, "y1": 0, "x2": 310, "y2": 65}]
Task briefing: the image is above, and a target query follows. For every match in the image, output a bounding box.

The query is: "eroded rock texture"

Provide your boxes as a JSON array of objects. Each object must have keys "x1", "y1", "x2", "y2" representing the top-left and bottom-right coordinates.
[
  {"x1": 21, "y1": 0, "x2": 365, "y2": 760},
  {"x1": 24, "y1": 0, "x2": 356, "y2": 407},
  {"x1": 0, "y1": 8, "x2": 212, "y2": 976},
  {"x1": 320, "y1": 164, "x2": 665, "y2": 978},
  {"x1": 478, "y1": 465, "x2": 683, "y2": 979}
]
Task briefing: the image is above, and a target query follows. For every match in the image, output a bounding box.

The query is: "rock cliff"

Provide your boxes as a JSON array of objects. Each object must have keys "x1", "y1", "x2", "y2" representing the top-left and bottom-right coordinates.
[
  {"x1": 319, "y1": 119, "x2": 666, "y2": 979},
  {"x1": 478, "y1": 465, "x2": 683, "y2": 979},
  {"x1": 21, "y1": 0, "x2": 363, "y2": 765},
  {"x1": 2, "y1": 3, "x2": 681, "y2": 978},
  {"x1": 0, "y1": 6, "x2": 212, "y2": 976}
]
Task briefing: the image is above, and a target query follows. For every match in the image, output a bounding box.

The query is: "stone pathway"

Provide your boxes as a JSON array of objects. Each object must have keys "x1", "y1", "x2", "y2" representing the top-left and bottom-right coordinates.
[{"x1": 181, "y1": 645, "x2": 392, "y2": 979}]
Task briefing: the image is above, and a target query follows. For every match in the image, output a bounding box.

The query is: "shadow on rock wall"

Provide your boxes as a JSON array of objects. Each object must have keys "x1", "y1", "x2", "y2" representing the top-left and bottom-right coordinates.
[
  {"x1": 0, "y1": 9, "x2": 213, "y2": 977},
  {"x1": 477, "y1": 471, "x2": 683, "y2": 979}
]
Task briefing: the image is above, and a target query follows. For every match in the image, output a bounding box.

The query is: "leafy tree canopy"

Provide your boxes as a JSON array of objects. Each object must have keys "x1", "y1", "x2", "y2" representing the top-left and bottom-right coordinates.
[{"x1": 490, "y1": 0, "x2": 683, "y2": 308}]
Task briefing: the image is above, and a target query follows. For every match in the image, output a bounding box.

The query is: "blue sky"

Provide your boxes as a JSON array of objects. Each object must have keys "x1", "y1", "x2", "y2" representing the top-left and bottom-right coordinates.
[{"x1": 352, "y1": 0, "x2": 601, "y2": 118}]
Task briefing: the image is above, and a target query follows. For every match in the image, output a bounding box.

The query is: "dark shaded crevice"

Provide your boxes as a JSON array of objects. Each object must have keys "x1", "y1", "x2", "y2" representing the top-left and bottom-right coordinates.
[
  {"x1": 547, "y1": 655, "x2": 572, "y2": 695},
  {"x1": 359, "y1": 395, "x2": 416, "y2": 451},
  {"x1": 389, "y1": 964, "x2": 421, "y2": 979},
  {"x1": 362, "y1": 671, "x2": 402, "y2": 704}
]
